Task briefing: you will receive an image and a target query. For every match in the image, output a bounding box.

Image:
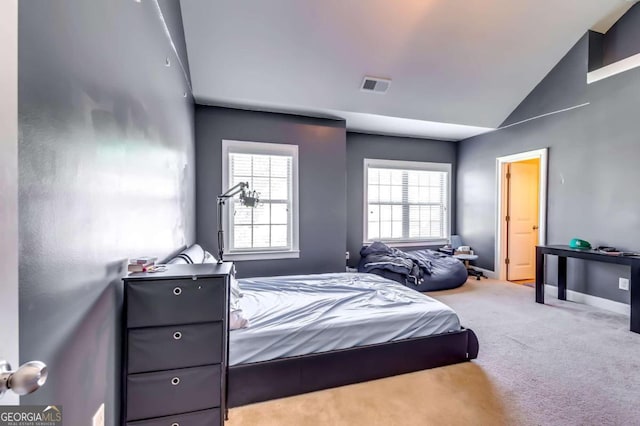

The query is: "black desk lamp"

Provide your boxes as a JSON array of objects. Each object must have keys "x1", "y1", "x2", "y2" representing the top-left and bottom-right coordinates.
[{"x1": 217, "y1": 182, "x2": 260, "y2": 263}]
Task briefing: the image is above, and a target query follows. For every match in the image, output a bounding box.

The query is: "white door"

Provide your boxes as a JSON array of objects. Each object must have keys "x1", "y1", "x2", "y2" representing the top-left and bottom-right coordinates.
[
  {"x1": 0, "y1": 0, "x2": 20, "y2": 405},
  {"x1": 507, "y1": 160, "x2": 539, "y2": 281}
]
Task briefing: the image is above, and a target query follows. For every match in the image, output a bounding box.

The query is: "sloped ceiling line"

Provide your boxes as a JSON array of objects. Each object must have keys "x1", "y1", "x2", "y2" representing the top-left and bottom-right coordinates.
[{"x1": 180, "y1": 0, "x2": 633, "y2": 140}]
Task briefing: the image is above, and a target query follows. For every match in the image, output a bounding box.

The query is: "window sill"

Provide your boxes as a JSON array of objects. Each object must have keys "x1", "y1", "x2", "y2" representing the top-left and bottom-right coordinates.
[
  {"x1": 224, "y1": 250, "x2": 300, "y2": 261},
  {"x1": 362, "y1": 240, "x2": 448, "y2": 248}
]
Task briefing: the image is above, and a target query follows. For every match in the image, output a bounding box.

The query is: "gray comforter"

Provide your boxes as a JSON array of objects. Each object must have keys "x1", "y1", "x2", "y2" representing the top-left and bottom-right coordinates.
[{"x1": 230, "y1": 273, "x2": 461, "y2": 365}]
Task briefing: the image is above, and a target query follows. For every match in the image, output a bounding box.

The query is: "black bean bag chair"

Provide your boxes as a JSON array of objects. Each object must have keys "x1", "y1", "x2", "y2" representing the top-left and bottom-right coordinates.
[
  {"x1": 359, "y1": 247, "x2": 468, "y2": 292},
  {"x1": 405, "y1": 249, "x2": 468, "y2": 291}
]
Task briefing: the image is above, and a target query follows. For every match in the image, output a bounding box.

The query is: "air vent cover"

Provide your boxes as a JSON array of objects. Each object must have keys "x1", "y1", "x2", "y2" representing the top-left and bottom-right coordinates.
[{"x1": 361, "y1": 76, "x2": 391, "y2": 94}]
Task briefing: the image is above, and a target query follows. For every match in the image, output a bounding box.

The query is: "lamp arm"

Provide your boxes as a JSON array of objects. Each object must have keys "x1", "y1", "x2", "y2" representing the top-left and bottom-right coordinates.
[{"x1": 218, "y1": 182, "x2": 248, "y2": 200}]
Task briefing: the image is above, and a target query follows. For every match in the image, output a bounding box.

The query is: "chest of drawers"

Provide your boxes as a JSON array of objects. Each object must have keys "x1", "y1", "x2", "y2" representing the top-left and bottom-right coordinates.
[{"x1": 122, "y1": 263, "x2": 232, "y2": 425}]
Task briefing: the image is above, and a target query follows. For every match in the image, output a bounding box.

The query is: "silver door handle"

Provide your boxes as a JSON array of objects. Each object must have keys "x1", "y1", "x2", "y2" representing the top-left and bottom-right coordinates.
[{"x1": 0, "y1": 360, "x2": 48, "y2": 397}]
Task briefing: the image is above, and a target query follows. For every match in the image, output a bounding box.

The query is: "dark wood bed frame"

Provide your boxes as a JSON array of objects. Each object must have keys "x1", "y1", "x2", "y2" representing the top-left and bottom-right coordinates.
[
  {"x1": 159, "y1": 248, "x2": 479, "y2": 410},
  {"x1": 227, "y1": 327, "x2": 479, "y2": 407}
]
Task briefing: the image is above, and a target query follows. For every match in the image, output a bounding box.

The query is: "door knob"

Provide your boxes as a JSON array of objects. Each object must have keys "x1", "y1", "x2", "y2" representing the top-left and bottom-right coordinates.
[
  {"x1": 533, "y1": 226, "x2": 539, "y2": 230},
  {"x1": 0, "y1": 360, "x2": 48, "y2": 397}
]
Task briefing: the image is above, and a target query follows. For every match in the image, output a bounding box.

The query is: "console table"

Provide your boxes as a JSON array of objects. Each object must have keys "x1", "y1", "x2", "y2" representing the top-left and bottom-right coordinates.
[{"x1": 536, "y1": 245, "x2": 640, "y2": 333}]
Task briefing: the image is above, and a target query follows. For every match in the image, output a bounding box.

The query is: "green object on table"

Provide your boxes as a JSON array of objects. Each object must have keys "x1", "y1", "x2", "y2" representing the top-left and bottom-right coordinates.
[{"x1": 569, "y1": 238, "x2": 592, "y2": 250}]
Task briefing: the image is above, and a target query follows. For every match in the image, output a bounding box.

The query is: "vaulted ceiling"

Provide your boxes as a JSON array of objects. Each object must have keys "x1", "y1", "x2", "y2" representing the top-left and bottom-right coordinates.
[{"x1": 180, "y1": 0, "x2": 635, "y2": 140}]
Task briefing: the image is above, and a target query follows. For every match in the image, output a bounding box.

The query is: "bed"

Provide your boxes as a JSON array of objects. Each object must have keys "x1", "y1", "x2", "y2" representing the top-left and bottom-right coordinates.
[{"x1": 228, "y1": 272, "x2": 478, "y2": 407}]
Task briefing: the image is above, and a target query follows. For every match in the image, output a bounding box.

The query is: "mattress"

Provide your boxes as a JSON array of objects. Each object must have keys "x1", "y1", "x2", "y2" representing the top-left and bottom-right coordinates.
[{"x1": 230, "y1": 272, "x2": 461, "y2": 366}]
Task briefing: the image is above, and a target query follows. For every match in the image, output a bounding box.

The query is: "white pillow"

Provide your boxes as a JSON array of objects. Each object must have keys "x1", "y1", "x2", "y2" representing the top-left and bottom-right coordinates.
[
  {"x1": 203, "y1": 250, "x2": 217, "y2": 264},
  {"x1": 229, "y1": 275, "x2": 248, "y2": 329},
  {"x1": 229, "y1": 309, "x2": 249, "y2": 330},
  {"x1": 230, "y1": 275, "x2": 243, "y2": 300},
  {"x1": 189, "y1": 249, "x2": 247, "y2": 329}
]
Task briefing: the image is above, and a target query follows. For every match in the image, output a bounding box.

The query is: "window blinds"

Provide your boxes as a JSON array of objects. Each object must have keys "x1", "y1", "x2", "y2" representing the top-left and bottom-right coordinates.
[
  {"x1": 367, "y1": 167, "x2": 448, "y2": 241},
  {"x1": 229, "y1": 153, "x2": 292, "y2": 250}
]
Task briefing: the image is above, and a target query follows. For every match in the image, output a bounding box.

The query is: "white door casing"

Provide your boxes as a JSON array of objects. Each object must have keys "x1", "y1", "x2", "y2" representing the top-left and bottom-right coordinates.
[
  {"x1": 0, "y1": 0, "x2": 19, "y2": 406},
  {"x1": 495, "y1": 148, "x2": 548, "y2": 281}
]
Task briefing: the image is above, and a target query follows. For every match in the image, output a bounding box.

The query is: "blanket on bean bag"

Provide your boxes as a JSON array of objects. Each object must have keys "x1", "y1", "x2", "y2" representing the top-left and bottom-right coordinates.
[{"x1": 358, "y1": 242, "x2": 468, "y2": 291}]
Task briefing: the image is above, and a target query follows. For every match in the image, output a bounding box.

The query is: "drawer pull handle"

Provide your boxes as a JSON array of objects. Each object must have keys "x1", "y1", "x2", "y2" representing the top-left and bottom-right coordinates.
[
  {"x1": 173, "y1": 331, "x2": 182, "y2": 340},
  {"x1": 173, "y1": 287, "x2": 182, "y2": 296},
  {"x1": 171, "y1": 377, "x2": 180, "y2": 386}
]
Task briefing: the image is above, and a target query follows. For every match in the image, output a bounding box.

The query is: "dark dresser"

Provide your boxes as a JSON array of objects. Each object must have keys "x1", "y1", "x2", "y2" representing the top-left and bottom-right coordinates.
[{"x1": 122, "y1": 262, "x2": 233, "y2": 426}]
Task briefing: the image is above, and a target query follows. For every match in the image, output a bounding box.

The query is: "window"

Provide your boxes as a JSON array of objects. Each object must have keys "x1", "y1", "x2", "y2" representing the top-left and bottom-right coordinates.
[
  {"x1": 364, "y1": 159, "x2": 451, "y2": 245},
  {"x1": 222, "y1": 140, "x2": 299, "y2": 260}
]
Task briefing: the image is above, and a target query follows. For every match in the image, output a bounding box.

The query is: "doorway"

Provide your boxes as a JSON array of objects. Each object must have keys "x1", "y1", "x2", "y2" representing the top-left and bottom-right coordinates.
[
  {"x1": 505, "y1": 159, "x2": 539, "y2": 282},
  {"x1": 495, "y1": 149, "x2": 547, "y2": 282}
]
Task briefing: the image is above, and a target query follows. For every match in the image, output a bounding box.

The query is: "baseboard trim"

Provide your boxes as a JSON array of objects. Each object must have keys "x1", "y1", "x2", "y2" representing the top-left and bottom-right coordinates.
[
  {"x1": 544, "y1": 284, "x2": 630, "y2": 316},
  {"x1": 473, "y1": 267, "x2": 497, "y2": 279}
]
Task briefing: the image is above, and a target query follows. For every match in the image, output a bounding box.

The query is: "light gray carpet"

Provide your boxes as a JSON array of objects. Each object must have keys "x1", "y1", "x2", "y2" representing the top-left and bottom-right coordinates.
[{"x1": 431, "y1": 279, "x2": 640, "y2": 426}]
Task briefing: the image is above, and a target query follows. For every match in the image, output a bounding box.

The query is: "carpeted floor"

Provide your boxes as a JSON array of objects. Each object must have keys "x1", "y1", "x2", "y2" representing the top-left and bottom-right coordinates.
[{"x1": 227, "y1": 279, "x2": 640, "y2": 426}]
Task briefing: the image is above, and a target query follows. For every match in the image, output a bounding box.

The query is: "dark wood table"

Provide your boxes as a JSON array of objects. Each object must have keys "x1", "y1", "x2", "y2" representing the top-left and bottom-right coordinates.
[{"x1": 536, "y1": 245, "x2": 640, "y2": 333}]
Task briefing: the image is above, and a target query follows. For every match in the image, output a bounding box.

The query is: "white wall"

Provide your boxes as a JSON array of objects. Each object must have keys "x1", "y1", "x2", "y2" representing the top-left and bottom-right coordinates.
[{"x1": 0, "y1": 0, "x2": 19, "y2": 406}]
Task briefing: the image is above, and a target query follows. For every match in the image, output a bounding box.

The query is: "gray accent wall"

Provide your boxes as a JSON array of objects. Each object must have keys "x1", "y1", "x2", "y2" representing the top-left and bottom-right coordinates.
[
  {"x1": 157, "y1": 0, "x2": 192, "y2": 86},
  {"x1": 501, "y1": 33, "x2": 589, "y2": 127},
  {"x1": 457, "y1": 26, "x2": 640, "y2": 303},
  {"x1": 588, "y1": 31, "x2": 604, "y2": 73},
  {"x1": 602, "y1": 2, "x2": 640, "y2": 67},
  {"x1": 346, "y1": 132, "x2": 457, "y2": 267},
  {"x1": 195, "y1": 106, "x2": 347, "y2": 278},
  {"x1": 18, "y1": 1, "x2": 194, "y2": 424}
]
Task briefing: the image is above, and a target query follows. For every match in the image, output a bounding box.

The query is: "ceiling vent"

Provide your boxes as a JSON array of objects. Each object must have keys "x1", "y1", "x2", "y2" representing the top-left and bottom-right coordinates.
[{"x1": 361, "y1": 76, "x2": 391, "y2": 94}]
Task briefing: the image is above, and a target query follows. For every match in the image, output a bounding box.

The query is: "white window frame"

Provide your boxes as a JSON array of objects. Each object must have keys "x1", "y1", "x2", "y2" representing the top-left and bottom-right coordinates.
[
  {"x1": 222, "y1": 140, "x2": 300, "y2": 261},
  {"x1": 363, "y1": 158, "x2": 452, "y2": 247}
]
